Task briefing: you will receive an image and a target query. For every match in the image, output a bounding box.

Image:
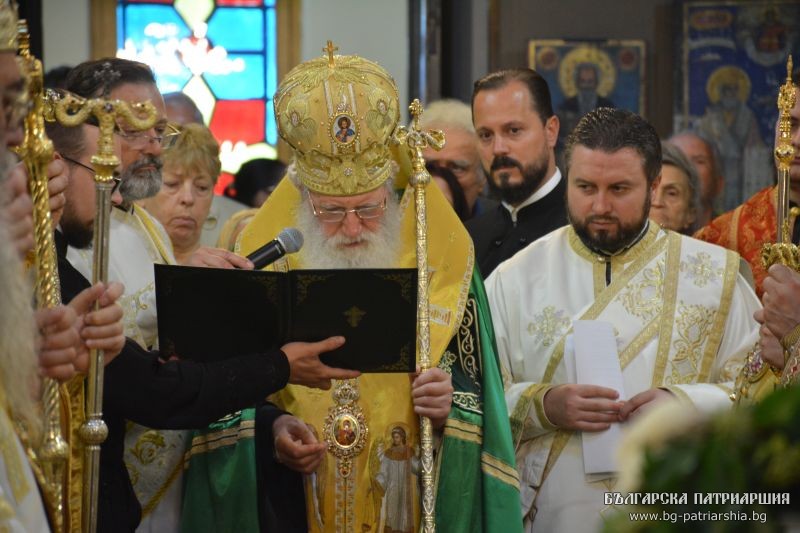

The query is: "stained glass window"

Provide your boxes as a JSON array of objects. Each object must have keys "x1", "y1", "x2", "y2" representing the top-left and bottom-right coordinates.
[{"x1": 117, "y1": 0, "x2": 278, "y2": 194}]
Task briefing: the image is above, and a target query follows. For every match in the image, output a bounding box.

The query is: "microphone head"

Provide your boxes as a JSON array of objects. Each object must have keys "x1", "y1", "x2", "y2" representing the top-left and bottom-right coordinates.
[{"x1": 276, "y1": 227, "x2": 303, "y2": 254}]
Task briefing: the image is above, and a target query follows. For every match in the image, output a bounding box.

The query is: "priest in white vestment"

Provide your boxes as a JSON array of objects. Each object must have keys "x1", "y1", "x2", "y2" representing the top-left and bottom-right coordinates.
[{"x1": 486, "y1": 108, "x2": 760, "y2": 533}]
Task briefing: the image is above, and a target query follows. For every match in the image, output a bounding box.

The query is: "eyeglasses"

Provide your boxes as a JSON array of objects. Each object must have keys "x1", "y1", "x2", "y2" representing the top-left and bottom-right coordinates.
[
  {"x1": 308, "y1": 195, "x2": 387, "y2": 223},
  {"x1": 115, "y1": 123, "x2": 180, "y2": 150},
  {"x1": 63, "y1": 156, "x2": 122, "y2": 195}
]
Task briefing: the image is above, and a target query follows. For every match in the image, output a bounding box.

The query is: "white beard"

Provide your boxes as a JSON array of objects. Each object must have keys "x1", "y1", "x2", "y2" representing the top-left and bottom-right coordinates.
[{"x1": 296, "y1": 189, "x2": 402, "y2": 269}]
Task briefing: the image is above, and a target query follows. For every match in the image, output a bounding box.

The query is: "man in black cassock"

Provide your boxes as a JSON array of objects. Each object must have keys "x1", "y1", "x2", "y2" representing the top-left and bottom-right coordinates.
[{"x1": 467, "y1": 68, "x2": 568, "y2": 277}]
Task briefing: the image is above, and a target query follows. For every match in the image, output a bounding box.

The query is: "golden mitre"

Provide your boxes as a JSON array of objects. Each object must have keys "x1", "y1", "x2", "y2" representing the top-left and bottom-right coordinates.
[
  {"x1": 274, "y1": 42, "x2": 400, "y2": 196},
  {"x1": 0, "y1": 0, "x2": 18, "y2": 52}
]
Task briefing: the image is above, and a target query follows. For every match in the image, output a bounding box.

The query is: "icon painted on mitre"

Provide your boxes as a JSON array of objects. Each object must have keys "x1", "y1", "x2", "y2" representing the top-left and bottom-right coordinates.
[{"x1": 333, "y1": 114, "x2": 356, "y2": 144}]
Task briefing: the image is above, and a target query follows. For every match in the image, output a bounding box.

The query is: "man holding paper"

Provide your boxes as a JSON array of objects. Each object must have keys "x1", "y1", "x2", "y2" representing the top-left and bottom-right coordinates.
[
  {"x1": 180, "y1": 48, "x2": 522, "y2": 532},
  {"x1": 486, "y1": 108, "x2": 760, "y2": 532}
]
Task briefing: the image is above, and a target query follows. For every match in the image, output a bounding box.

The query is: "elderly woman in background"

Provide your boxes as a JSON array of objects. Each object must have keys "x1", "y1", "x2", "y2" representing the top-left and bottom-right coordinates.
[
  {"x1": 139, "y1": 123, "x2": 220, "y2": 264},
  {"x1": 650, "y1": 141, "x2": 700, "y2": 235}
]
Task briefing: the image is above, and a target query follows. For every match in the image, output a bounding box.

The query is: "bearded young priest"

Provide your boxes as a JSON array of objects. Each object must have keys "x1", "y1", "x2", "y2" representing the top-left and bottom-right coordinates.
[
  {"x1": 180, "y1": 49, "x2": 522, "y2": 533},
  {"x1": 486, "y1": 108, "x2": 760, "y2": 533}
]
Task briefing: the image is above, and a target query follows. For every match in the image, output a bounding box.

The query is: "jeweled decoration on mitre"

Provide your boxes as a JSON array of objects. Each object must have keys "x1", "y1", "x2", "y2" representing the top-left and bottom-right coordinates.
[
  {"x1": 0, "y1": 0, "x2": 19, "y2": 52},
  {"x1": 274, "y1": 41, "x2": 400, "y2": 196}
]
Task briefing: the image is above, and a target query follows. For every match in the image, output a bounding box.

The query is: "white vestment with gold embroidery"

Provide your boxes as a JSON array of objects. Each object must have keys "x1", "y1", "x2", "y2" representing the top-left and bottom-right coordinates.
[
  {"x1": 0, "y1": 408, "x2": 48, "y2": 532},
  {"x1": 67, "y1": 206, "x2": 187, "y2": 533},
  {"x1": 485, "y1": 224, "x2": 760, "y2": 533}
]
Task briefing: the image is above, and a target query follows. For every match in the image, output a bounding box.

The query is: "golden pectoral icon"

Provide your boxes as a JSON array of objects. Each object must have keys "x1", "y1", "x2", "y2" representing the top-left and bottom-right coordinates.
[
  {"x1": 344, "y1": 306, "x2": 366, "y2": 327},
  {"x1": 323, "y1": 380, "x2": 368, "y2": 478}
]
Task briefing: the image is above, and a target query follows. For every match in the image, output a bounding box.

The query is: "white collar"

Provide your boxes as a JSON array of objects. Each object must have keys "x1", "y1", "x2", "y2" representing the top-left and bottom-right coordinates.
[{"x1": 501, "y1": 168, "x2": 562, "y2": 223}]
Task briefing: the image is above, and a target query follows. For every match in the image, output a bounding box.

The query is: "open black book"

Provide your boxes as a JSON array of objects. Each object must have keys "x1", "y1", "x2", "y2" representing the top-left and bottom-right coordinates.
[{"x1": 154, "y1": 264, "x2": 417, "y2": 373}]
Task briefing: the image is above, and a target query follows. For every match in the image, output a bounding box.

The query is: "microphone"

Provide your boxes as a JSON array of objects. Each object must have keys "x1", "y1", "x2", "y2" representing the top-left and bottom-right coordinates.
[{"x1": 246, "y1": 227, "x2": 304, "y2": 269}]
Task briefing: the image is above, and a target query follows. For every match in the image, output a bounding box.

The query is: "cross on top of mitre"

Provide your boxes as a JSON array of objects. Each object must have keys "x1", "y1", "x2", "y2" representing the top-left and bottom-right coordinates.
[{"x1": 323, "y1": 40, "x2": 339, "y2": 68}]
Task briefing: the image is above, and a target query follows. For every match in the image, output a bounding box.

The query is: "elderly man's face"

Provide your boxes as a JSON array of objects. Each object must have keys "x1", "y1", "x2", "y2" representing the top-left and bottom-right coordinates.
[
  {"x1": 423, "y1": 125, "x2": 483, "y2": 211},
  {"x1": 309, "y1": 186, "x2": 387, "y2": 244},
  {"x1": 299, "y1": 184, "x2": 400, "y2": 269}
]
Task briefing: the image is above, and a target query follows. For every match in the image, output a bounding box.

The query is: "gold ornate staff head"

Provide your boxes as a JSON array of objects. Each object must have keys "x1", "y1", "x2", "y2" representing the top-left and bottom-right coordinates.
[
  {"x1": 762, "y1": 54, "x2": 800, "y2": 270},
  {"x1": 0, "y1": 0, "x2": 18, "y2": 52},
  {"x1": 393, "y1": 99, "x2": 445, "y2": 187},
  {"x1": 273, "y1": 41, "x2": 400, "y2": 196},
  {"x1": 775, "y1": 55, "x2": 796, "y2": 172}
]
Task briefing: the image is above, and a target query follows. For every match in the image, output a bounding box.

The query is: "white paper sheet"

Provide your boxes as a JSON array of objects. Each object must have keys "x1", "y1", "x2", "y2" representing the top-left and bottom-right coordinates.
[{"x1": 572, "y1": 320, "x2": 626, "y2": 476}]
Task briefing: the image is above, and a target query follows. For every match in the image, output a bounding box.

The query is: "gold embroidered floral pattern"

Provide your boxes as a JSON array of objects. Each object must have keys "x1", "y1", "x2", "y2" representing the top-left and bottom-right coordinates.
[
  {"x1": 667, "y1": 302, "x2": 716, "y2": 384},
  {"x1": 680, "y1": 251, "x2": 724, "y2": 288},
  {"x1": 129, "y1": 430, "x2": 166, "y2": 465},
  {"x1": 527, "y1": 306, "x2": 570, "y2": 347},
  {"x1": 438, "y1": 350, "x2": 457, "y2": 375},
  {"x1": 616, "y1": 259, "x2": 664, "y2": 321},
  {"x1": 279, "y1": 93, "x2": 316, "y2": 144}
]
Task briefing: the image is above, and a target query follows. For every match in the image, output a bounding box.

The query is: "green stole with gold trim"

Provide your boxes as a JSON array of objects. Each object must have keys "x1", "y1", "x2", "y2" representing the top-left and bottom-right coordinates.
[
  {"x1": 180, "y1": 409, "x2": 258, "y2": 532},
  {"x1": 435, "y1": 269, "x2": 523, "y2": 533}
]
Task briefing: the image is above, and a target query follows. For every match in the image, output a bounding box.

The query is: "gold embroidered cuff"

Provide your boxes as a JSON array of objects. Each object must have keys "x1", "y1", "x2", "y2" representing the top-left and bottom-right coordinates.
[
  {"x1": 781, "y1": 323, "x2": 800, "y2": 353},
  {"x1": 533, "y1": 385, "x2": 558, "y2": 431},
  {"x1": 780, "y1": 340, "x2": 800, "y2": 388},
  {"x1": 661, "y1": 385, "x2": 694, "y2": 407}
]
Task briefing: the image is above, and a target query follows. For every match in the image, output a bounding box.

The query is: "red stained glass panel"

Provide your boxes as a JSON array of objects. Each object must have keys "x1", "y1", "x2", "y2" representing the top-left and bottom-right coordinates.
[
  {"x1": 216, "y1": 0, "x2": 263, "y2": 5},
  {"x1": 209, "y1": 100, "x2": 265, "y2": 145}
]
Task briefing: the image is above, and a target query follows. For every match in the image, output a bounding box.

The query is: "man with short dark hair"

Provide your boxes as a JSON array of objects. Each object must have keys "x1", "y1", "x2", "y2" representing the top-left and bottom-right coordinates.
[
  {"x1": 467, "y1": 68, "x2": 568, "y2": 277},
  {"x1": 487, "y1": 108, "x2": 759, "y2": 532}
]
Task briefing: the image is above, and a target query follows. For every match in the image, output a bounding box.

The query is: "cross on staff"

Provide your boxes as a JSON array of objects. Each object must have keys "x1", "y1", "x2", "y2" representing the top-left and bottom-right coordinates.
[
  {"x1": 46, "y1": 79, "x2": 157, "y2": 533},
  {"x1": 393, "y1": 99, "x2": 445, "y2": 533}
]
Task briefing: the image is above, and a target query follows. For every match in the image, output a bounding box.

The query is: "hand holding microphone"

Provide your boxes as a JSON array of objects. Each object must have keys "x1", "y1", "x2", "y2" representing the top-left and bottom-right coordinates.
[{"x1": 247, "y1": 227, "x2": 304, "y2": 269}]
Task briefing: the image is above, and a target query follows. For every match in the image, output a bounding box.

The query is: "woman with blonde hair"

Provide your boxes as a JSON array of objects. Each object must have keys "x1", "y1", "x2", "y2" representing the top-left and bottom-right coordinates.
[{"x1": 140, "y1": 123, "x2": 221, "y2": 264}]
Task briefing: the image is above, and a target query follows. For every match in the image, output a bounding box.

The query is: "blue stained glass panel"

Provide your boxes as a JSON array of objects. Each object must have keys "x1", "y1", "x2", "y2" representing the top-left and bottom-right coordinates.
[
  {"x1": 120, "y1": 5, "x2": 190, "y2": 50},
  {"x1": 116, "y1": 5, "x2": 124, "y2": 47},
  {"x1": 204, "y1": 54, "x2": 265, "y2": 100},
  {"x1": 206, "y1": 8, "x2": 264, "y2": 52},
  {"x1": 118, "y1": 1, "x2": 278, "y2": 152},
  {"x1": 266, "y1": 102, "x2": 277, "y2": 144},
  {"x1": 265, "y1": 6, "x2": 276, "y2": 98},
  {"x1": 154, "y1": 69, "x2": 193, "y2": 95}
]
